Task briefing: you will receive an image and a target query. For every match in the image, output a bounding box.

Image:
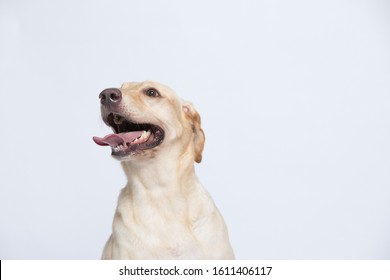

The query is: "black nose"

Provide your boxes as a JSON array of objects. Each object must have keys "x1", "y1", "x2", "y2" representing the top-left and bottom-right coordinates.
[{"x1": 99, "y1": 88, "x2": 122, "y2": 105}]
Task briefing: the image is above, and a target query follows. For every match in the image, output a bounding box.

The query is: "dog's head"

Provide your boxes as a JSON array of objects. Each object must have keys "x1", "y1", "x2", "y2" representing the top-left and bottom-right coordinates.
[{"x1": 93, "y1": 81, "x2": 205, "y2": 163}]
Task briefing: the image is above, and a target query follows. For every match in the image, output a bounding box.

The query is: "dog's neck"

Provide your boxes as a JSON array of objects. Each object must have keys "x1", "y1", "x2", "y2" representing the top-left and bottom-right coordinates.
[{"x1": 120, "y1": 151, "x2": 198, "y2": 193}]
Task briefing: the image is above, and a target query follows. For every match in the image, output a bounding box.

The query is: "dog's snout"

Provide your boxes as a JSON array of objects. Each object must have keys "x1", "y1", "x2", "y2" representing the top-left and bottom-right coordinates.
[{"x1": 99, "y1": 88, "x2": 122, "y2": 105}]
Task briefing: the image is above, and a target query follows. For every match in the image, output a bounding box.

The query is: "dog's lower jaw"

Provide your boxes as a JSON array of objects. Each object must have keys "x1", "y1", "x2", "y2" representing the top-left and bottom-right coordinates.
[{"x1": 120, "y1": 142, "x2": 197, "y2": 188}]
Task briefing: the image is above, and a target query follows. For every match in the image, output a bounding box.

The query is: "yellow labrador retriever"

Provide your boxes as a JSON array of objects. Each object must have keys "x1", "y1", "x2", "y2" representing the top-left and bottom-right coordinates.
[{"x1": 93, "y1": 81, "x2": 234, "y2": 259}]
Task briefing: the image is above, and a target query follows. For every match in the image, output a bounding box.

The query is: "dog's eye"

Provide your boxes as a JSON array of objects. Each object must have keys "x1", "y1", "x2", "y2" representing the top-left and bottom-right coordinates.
[{"x1": 145, "y1": 88, "x2": 160, "y2": 98}]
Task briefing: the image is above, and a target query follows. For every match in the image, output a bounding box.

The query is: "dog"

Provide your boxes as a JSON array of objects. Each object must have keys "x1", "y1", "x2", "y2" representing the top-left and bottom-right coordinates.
[{"x1": 93, "y1": 81, "x2": 234, "y2": 259}]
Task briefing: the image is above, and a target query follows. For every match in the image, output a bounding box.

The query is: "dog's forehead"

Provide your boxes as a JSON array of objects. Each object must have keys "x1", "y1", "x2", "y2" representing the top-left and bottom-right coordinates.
[
  {"x1": 120, "y1": 81, "x2": 175, "y2": 96},
  {"x1": 120, "y1": 82, "x2": 139, "y2": 90}
]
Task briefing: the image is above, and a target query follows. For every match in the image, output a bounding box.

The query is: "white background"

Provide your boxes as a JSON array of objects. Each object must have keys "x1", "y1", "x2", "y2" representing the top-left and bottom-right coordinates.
[{"x1": 0, "y1": 0, "x2": 389, "y2": 259}]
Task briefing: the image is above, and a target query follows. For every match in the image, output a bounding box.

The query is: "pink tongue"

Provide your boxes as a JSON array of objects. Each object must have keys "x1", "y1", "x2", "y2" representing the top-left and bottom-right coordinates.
[{"x1": 93, "y1": 131, "x2": 144, "y2": 147}]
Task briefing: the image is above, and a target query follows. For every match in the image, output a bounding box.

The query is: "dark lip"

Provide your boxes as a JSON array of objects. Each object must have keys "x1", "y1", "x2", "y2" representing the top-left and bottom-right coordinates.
[{"x1": 104, "y1": 112, "x2": 165, "y2": 158}]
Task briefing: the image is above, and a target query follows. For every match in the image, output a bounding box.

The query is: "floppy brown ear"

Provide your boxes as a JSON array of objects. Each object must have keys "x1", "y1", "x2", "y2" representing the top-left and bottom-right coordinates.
[{"x1": 182, "y1": 103, "x2": 205, "y2": 163}]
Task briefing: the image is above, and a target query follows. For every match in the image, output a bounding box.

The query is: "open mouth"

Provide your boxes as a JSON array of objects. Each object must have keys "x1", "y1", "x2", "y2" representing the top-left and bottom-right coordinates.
[{"x1": 93, "y1": 113, "x2": 164, "y2": 158}]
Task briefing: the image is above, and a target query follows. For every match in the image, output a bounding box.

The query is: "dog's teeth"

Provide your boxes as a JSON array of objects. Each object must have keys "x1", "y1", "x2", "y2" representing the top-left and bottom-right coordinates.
[
  {"x1": 131, "y1": 130, "x2": 151, "y2": 144},
  {"x1": 141, "y1": 130, "x2": 151, "y2": 139},
  {"x1": 113, "y1": 143, "x2": 128, "y2": 151}
]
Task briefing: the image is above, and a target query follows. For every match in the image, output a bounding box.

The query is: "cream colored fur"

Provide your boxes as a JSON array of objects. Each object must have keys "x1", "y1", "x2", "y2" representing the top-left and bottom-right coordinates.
[{"x1": 101, "y1": 81, "x2": 234, "y2": 259}]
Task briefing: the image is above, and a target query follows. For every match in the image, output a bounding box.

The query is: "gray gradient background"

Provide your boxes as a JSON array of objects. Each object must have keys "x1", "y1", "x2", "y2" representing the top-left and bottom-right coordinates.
[{"x1": 0, "y1": 0, "x2": 389, "y2": 259}]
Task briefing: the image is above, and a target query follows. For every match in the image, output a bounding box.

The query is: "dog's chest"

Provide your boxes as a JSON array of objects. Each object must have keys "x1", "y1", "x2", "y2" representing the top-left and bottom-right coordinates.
[
  {"x1": 113, "y1": 191, "x2": 206, "y2": 259},
  {"x1": 113, "y1": 213, "x2": 204, "y2": 259}
]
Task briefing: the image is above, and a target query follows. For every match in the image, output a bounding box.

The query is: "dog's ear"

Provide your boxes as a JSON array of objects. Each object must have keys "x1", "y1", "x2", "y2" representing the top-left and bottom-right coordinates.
[{"x1": 182, "y1": 103, "x2": 205, "y2": 163}]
